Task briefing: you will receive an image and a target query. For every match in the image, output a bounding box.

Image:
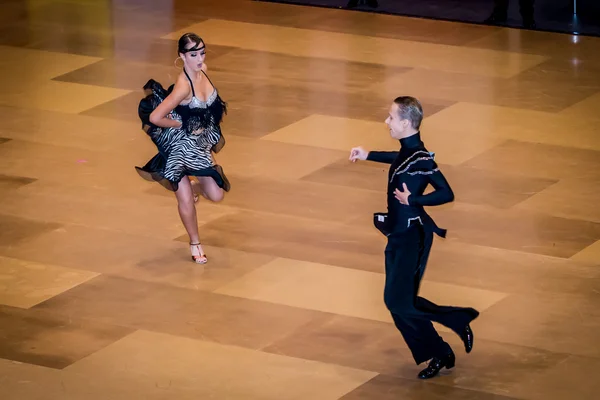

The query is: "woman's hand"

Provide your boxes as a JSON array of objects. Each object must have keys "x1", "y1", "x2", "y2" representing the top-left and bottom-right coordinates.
[{"x1": 167, "y1": 114, "x2": 183, "y2": 129}]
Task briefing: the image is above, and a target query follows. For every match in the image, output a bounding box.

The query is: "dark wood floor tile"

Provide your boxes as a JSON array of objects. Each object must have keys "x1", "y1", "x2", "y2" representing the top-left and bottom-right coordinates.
[
  {"x1": 476, "y1": 291, "x2": 600, "y2": 358},
  {"x1": 462, "y1": 140, "x2": 600, "y2": 180},
  {"x1": 0, "y1": 304, "x2": 133, "y2": 369},
  {"x1": 209, "y1": 48, "x2": 411, "y2": 93},
  {"x1": 0, "y1": 174, "x2": 37, "y2": 191},
  {"x1": 430, "y1": 205, "x2": 600, "y2": 258},
  {"x1": 0, "y1": 22, "x2": 42, "y2": 47},
  {"x1": 426, "y1": 241, "x2": 600, "y2": 296},
  {"x1": 264, "y1": 313, "x2": 573, "y2": 396},
  {"x1": 53, "y1": 59, "x2": 176, "y2": 91},
  {"x1": 220, "y1": 104, "x2": 312, "y2": 138},
  {"x1": 368, "y1": 66, "x2": 599, "y2": 113},
  {"x1": 466, "y1": 29, "x2": 600, "y2": 63},
  {"x1": 515, "y1": 57, "x2": 600, "y2": 91},
  {"x1": 0, "y1": 214, "x2": 61, "y2": 247},
  {"x1": 35, "y1": 275, "x2": 327, "y2": 350},
  {"x1": 0, "y1": 1, "x2": 29, "y2": 26},
  {"x1": 80, "y1": 91, "x2": 142, "y2": 123},
  {"x1": 502, "y1": 354, "x2": 600, "y2": 400},
  {"x1": 264, "y1": 314, "x2": 415, "y2": 376},
  {"x1": 176, "y1": 210, "x2": 387, "y2": 273},
  {"x1": 302, "y1": 159, "x2": 558, "y2": 209},
  {"x1": 106, "y1": 38, "x2": 234, "y2": 66},
  {"x1": 200, "y1": 72, "x2": 452, "y2": 123},
  {"x1": 439, "y1": 165, "x2": 558, "y2": 209},
  {"x1": 192, "y1": 174, "x2": 383, "y2": 225},
  {"x1": 302, "y1": 157, "x2": 389, "y2": 191},
  {"x1": 0, "y1": 216, "x2": 275, "y2": 293},
  {"x1": 497, "y1": 62, "x2": 600, "y2": 111},
  {"x1": 26, "y1": 28, "x2": 117, "y2": 58},
  {"x1": 340, "y1": 374, "x2": 520, "y2": 400}
]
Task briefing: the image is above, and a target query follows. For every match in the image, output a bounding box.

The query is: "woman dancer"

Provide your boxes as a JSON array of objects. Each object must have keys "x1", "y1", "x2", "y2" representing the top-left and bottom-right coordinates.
[{"x1": 136, "y1": 32, "x2": 229, "y2": 264}]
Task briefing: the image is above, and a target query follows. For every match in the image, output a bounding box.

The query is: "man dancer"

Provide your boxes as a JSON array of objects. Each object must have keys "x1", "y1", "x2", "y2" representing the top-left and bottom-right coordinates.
[{"x1": 349, "y1": 96, "x2": 479, "y2": 379}]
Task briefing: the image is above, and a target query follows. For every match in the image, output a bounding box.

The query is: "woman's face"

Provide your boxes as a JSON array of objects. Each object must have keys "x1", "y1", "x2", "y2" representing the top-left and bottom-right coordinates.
[{"x1": 181, "y1": 40, "x2": 206, "y2": 72}]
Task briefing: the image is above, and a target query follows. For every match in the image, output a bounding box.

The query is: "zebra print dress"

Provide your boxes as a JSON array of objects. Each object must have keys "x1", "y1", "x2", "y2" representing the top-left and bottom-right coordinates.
[{"x1": 135, "y1": 70, "x2": 230, "y2": 192}]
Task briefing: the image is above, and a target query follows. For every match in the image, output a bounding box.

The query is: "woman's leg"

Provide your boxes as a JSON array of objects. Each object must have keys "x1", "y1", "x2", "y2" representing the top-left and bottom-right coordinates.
[
  {"x1": 175, "y1": 177, "x2": 207, "y2": 263},
  {"x1": 175, "y1": 177, "x2": 200, "y2": 242},
  {"x1": 190, "y1": 177, "x2": 201, "y2": 203},
  {"x1": 194, "y1": 176, "x2": 224, "y2": 202}
]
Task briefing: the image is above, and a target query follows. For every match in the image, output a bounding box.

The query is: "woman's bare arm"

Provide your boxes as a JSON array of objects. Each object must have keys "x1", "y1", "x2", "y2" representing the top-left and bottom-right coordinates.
[{"x1": 149, "y1": 74, "x2": 190, "y2": 128}]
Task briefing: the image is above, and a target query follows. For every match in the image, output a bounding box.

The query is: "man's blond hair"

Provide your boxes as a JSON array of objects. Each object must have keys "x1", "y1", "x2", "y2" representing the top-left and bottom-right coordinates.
[{"x1": 394, "y1": 96, "x2": 423, "y2": 130}]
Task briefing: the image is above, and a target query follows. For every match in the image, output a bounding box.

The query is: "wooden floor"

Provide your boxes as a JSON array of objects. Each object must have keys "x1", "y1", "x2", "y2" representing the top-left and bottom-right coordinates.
[{"x1": 1, "y1": 0, "x2": 599, "y2": 398}]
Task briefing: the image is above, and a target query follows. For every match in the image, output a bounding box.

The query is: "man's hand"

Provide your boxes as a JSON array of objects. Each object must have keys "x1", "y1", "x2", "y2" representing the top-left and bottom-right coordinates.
[
  {"x1": 349, "y1": 146, "x2": 368, "y2": 162},
  {"x1": 394, "y1": 183, "x2": 411, "y2": 205}
]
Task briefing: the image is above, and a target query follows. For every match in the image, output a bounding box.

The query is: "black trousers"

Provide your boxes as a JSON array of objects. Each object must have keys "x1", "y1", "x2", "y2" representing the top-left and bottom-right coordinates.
[
  {"x1": 383, "y1": 223, "x2": 478, "y2": 365},
  {"x1": 491, "y1": 0, "x2": 535, "y2": 19}
]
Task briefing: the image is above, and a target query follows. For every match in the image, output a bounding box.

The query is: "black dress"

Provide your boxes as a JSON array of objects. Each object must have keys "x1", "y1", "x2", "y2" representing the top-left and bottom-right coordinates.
[{"x1": 135, "y1": 69, "x2": 230, "y2": 192}]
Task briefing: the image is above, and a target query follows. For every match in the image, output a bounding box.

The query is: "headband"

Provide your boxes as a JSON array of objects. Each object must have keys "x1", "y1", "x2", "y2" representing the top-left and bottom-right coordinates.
[{"x1": 180, "y1": 43, "x2": 205, "y2": 53}]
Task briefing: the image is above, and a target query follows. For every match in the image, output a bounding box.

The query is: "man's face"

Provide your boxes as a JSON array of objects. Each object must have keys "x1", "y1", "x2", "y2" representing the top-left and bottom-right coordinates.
[{"x1": 385, "y1": 103, "x2": 408, "y2": 139}]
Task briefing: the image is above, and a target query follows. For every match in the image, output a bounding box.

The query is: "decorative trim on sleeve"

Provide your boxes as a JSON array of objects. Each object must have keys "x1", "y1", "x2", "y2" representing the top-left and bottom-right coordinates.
[{"x1": 390, "y1": 151, "x2": 437, "y2": 182}]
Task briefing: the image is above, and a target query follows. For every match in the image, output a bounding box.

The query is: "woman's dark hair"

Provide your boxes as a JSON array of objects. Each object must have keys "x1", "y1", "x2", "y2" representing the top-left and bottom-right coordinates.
[{"x1": 178, "y1": 33, "x2": 204, "y2": 55}]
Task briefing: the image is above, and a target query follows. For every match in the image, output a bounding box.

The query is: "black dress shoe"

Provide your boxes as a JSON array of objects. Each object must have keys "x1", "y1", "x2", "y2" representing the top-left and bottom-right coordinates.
[
  {"x1": 484, "y1": 14, "x2": 507, "y2": 25},
  {"x1": 461, "y1": 325, "x2": 474, "y2": 353},
  {"x1": 418, "y1": 351, "x2": 455, "y2": 379},
  {"x1": 523, "y1": 18, "x2": 536, "y2": 29}
]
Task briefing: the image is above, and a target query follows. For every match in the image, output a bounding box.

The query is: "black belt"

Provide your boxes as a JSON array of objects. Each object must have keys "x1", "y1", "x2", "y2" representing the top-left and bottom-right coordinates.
[{"x1": 373, "y1": 210, "x2": 447, "y2": 238}]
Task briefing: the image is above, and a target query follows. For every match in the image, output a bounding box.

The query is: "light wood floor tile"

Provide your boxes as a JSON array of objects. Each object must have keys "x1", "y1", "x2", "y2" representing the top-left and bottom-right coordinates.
[
  {"x1": 0, "y1": 256, "x2": 98, "y2": 309},
  {"x1": 0, "y1": 45, "x2": 101, "y2": 81},
  {"x1": 215, "y1": 258, "x2": 507, "y2": 323},
  {"x1": 515, "y1": 177, "x2": 600, "y2": 223},
  {"x1": 570, "y1": 240, "x2": 600, "y2": 265},
  {"x1": 70, "y1": 330, "x2": 377, "y2": 399},
  {"x1": 0, "y1": 330, "x2": 377, "y2": 400},
  {"x1": 425, "y1": 103, "x2": 600, "y2": 159},
  {"x1": 261, "y1": 114, "x2": 399, "y2": 152},
  {"x1": 560, "y1": 92, "x2": 600, "y2": 121},
  {"x1": 1, "y1": 80, "x2": 131, "y2": 114},
  {"x1": 214, "y1": 134, "x2": 346, "y2": 180},
  {"x1": 476, "y1": 291, "x2": 600, "y2": 358}
]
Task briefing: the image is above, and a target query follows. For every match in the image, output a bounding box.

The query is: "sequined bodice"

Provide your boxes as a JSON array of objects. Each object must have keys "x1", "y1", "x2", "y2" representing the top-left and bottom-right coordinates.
[
  {"x1": 175, "y1": 70, "x2": 226, "y2": 134},
  {"x1": 186, "y1": 88, "x2": 218, "y2": 109}
]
